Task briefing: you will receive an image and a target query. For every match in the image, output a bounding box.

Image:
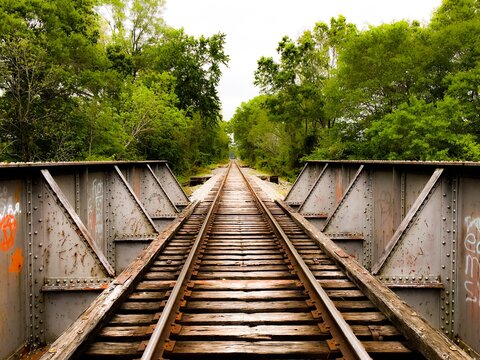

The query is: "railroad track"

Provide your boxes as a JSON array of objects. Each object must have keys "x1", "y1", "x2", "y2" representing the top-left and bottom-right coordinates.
[{"x1": 42, "y1": 161, "x2": 469, "y2": 360}]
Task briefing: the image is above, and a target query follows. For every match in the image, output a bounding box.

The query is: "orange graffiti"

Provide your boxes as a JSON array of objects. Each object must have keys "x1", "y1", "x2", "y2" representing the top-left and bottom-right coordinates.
[
  {"x1": 15, "y1": 185, "x2": 21, "y2": 203},
  {"x1": 9, "y1": 248, "x2": 23, "y2": 273},
  {"x1": 0, "y1": 214, "x2": 16, "y2": 252}
]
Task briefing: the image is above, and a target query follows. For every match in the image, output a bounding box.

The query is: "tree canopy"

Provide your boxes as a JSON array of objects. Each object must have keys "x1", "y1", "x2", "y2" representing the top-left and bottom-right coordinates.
[
  {"x1": 3, "y1": 0, "x2": 479, "y2": 178},
  {"x1": 0, "y1": 0, "x2": 230, "y2": 175},
  {"x1": 231, "y1": 0, "x2": 480, "y2": 177}
]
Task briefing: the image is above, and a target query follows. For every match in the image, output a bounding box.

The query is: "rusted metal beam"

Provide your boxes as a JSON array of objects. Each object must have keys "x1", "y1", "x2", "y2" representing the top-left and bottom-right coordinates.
[
  {"x1": 0, "y1": 160, "x2": 168, "y2": 169},
  {"x1": 277, "y1": 199, "x2": 471, "y2": 360},
  {"x1": 285, "y1": 163, "x2": 327, "y2": 206},
  {"x1": 284, "y1": 160, "x2": 480, "y2": 356},
  {"x1": 242, "y1": 167, "x2": 371, "y2": 360},
  {"x1": 322, "y1": 165, "x2": 365, "y2": 231},
  {"x1": 0, "y1": 160, "x2": 189, "y2": 358},
  {"x1": 147, "y1": 164, "x2": 179, "y2": 213},
  {"x1": 113, "y1": 165, "x2": 157, "y2": 231},
  {"x1": 371, "y1": 168, "x2": 444, "y2": 275},
  {"x1": 297, "y1": 163, "x2": 329, "y2": 213},
  {"x1": 41, "y1": 277, "x2": 111, "y2": 292},
  {"x1": 150, "y1": 163, "x2": 189, "y2": 208},
  {"x1": 305, "y1": 159, "x2": 480, "y2": 168},
  {"x1": 41, "y1": 169, "x2": 115, "y2": 277},
  {"x1": 40, "y1": 200, "x2": 199, "y2": 360}
]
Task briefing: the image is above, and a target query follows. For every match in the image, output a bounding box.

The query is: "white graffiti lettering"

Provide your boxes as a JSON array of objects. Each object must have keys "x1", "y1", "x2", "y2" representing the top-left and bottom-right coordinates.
[
  {"x1": 465, "y1": 280, "x2": 480, "y2": 303},
  {"x1": 0, "y1": 202, "x2": 21, "y2": 219},
  {"x1": 88, "y1": 179, "x2": 104, "y2": 241},
  {"x1": 464, "y1": 216, "x2": 480, "y2": 305},
  {"x1": 0, "y1": 186, "x2": 21, "y2": 252},
  {"x1": 0, "y1": 186, "x2": 21, "y2": 218}
]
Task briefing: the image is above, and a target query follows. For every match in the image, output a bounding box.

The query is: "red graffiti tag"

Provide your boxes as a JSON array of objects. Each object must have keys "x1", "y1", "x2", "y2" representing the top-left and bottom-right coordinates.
[
  {"x1": 0, "y1": 213, "x2": 16, "y2": 252},
  {"x1": 9, "y1": 248, "x2": 23, "y2": 273}
]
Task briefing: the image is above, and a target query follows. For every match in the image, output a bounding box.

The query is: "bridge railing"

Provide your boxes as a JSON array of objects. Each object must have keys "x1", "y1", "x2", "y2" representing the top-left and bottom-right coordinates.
[
  {"x1": 286, "y1": 160, "x2": 480, "y2": 357},
  {"x1": 0, "y1": 161, "x2": 188, "y2": 359}
]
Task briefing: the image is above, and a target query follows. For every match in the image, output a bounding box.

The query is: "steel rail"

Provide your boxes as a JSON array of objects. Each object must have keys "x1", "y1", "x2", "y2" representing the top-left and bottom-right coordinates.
[
  {"x1": 236, "y1": 162, "x2": 372, "y2": 360},
  {"x1": 275, "y1": 199, "x2": 473, "y2": 360},
  {"x1": 39, "y1": 199, "x2": 200, "y2": 360},
  {"x1": 140, "y1": 161, "x2": 232, "y2": 360}
]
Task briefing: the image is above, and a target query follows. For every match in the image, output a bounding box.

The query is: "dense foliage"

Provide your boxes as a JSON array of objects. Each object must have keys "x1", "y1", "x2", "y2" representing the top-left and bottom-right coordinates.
[
  {"x1": 231, "y1": 0, "x2": 480, "y2": 178},
  {"x1": 0, "y1": 0, "x2": 230, "y2": 174}
]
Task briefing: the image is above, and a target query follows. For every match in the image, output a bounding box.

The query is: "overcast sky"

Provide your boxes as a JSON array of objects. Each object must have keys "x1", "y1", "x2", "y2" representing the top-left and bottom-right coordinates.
[{"x1": 163, "y1": 0, "x2": 443, "y2": 121}]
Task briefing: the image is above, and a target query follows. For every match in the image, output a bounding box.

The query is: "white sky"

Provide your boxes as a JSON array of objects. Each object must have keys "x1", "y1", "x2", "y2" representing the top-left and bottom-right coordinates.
[{"x1": 163, "y1": 0, "x2": 443, "y2": 121}]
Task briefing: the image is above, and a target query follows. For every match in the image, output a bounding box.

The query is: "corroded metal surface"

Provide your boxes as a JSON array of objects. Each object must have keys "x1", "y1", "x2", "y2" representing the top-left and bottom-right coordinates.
[
  {"x1": 0, "y1": 179, "x2": 27, "y2": 359},
  {"x1": 288, "y1": 160, "x2": 480, "y2": 357},
  {"x1": 41, "y1": 161, "x2": 469, "y2": 360},
  {"x1": 3, "y1": 159, "x2": 479, "y2": 359},
  {"x1": 0, "y1": 161, "x2": 187, "y2": 359}
]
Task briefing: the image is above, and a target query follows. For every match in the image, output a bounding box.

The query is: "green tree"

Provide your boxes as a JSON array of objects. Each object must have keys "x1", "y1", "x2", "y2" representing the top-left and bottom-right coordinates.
[
  {"x1": 444, "y1": 66, "x2": 480, "y2": 137},
  {"x1": 94, "y1": 1, "x2": 230, "y2": 171},
  {"x1": 0, "y1": 0, "x2": 105, "y2": 161},
  {"x1": 241, "y1": 0, "x2": 480, "y2": 165},
  {"x1": 253, "y1": 17, "x2": 357, "y2": 168},
  {"x1": 230, "y1": 95, "x2": 295, "y2": 176},
  {"x1": 420, "y1": 0, "x2": 480, "y2": 101},
  {"x1": 102, "y1": 0, "x2": 166, "y2": 76},
  {"x1": 231, "y1": 96, "x2": 268, "y2": 164},
  {"x1": 330, "y1": 21, "x2": 427, "y2": 124},
  {"x1": 362, "y1": 97, "x2": 480, "y2": 160},
  {"x1": 0, "y1": 0, "x2": 230, "y2": 171},
  {"x1": 144, "y1": 27, "x2": 229, "y2": 126}
]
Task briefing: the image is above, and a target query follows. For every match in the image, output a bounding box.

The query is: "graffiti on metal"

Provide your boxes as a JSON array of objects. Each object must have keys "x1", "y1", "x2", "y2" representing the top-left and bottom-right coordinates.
[
  {"x1": 88, "y1": 179, "x2": 104, "y2": 242},
  {"x1": 464, "y1": 216, "x2": 480, "y2": 305},
  {"x1": 8, "y1": 248, "x2": 23, "y2": 273},
  {"x1": 0, "y1": 186, "x2": 23, "y2": 273}
]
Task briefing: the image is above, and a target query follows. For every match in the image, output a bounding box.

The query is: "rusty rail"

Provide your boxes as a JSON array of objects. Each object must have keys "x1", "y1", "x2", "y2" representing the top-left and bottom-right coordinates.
[
  {"x1": 276, "y1": 198, "x2": 471, "y2": 360},
  {"x1": 140, "y1": 162, "x2": 232, "y2": 359},
  {"x1": 285, "y1": 160, "x2": 480, "y2": 357},
  {"x1": 238, "y1": 163, "x2": 372, "y2": 359},
  {"x1": 40, "y1": 201, "x2": 200, "y2": 359}
]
